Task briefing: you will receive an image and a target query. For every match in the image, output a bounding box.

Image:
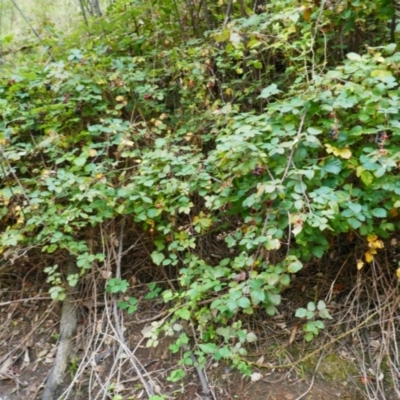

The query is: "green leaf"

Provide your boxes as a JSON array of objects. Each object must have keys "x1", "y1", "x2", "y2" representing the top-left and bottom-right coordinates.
[
  {"x1": 348, "y1": 217, "x2": 362, "y2": 229},
  {"x1": 214, "y1": 346, "x2": 231, "y2": 359},
  {"x1": 258, "y1": 83, "x2": 281, "y2": 99},
  {"x1": 167, "y1": 369, "x2": 186, "y2": 382},
  {"x1": 317, "y1": 300, "x2": 326, "y2": 311},
  {"x1": 319, "y1": 308, "x2": 332, "y2": 319},
  {"x1": 176, "y1": 308, "x2": 191, "y2": 321},
  {"x1": 287, "y1": 257, "x2": 303, "y2": 273},
  {"x1": 307, "y1": 302, "x2": 316, "y2": 312},
  {"x1": 349, "y1": 203, "x2": 362, "y2": 214},
  {"x1": 265, "y1": 305, "x2": 277, "y2": 316},
  {"x1": 246, "y1": 332, "x2": 258, "y2": 343},
  {"x1": 268, "y1": 293, "x2": 281, "y2": 305},
  {"x1": 307, "y1": 127, "x2": 322, "y2": 135},
  {"x1": 384, "y1": 43, "x2": 396, "y2": 54},
  {"x1": 322, "y1": 158, "x2": 342, "y2": 174},
  {"x1": 361, "y1": 171, "x2": 374, "y2": 186},
  {"x1": 347, "y1": 52, "x2": 361, "y2": 60},
  {"x1": 314, "y1": 320, "x2": 325, "y2": 329},
  {"x1": 237, "y1": 296, "x2": 251, "y2": 309},
  {"x1": 199, "y1": 343, "x2": 217, "y2": 353},
  {"x1": 311, "y1": 246, "x2": 324, "y2": 258},
  {"x1": 372, "y1": 208, "x2": 387, "y2": 218},
  {"x1": 305, "y1": 332, "x2": 314, "y2": 342},
  {"x1": 151, "y1": 251, "x2": 165, "y2": 266},
  {"x1": 295, "y1": 308, "x2": 307, "y2": 318},
  {"x1": 73, "y1": 156, "x2": 87, "y2": 167}
]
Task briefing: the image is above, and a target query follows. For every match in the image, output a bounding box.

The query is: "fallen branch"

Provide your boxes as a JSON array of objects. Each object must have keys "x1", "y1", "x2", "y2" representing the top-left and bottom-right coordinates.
[{"x1": 0, "y1": 296, "x2": 51, "y2": 306}]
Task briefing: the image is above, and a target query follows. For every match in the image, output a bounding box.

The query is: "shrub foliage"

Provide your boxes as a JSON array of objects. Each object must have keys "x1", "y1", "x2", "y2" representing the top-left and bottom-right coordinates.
[{"x1": 1, "y1": 0, "x2": 399, "y2": 372}]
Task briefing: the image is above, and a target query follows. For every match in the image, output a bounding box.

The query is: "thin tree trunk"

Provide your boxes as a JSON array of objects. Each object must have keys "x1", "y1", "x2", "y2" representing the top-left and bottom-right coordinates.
[
  {"x1": 41, "y1": 261, "x2": 78, "y2": 400},
  {"x1": 390, "y1": 0, "x2": 396, "y2": 43},
  {"x1": 185, "y1": 0, "x2": 201, "y2": 38},
  {"x1": 78, "y1": 0, "x2": 89, "y2": 26},
  {"x1": 223, "y1": 0, "x2": 233, "y2": 28},
  {"x1": 9, "y1": 0, "x2": 41, "y2": 40},
  {"x1": 91, "y1": 0, "x2": 102, "y2": 17},
  {"x1": 0, "y1": 0, "x2": 3, "y2": 62},
  {"x1": 202, "y1": 0, "x2": 212, "y2": 31}
]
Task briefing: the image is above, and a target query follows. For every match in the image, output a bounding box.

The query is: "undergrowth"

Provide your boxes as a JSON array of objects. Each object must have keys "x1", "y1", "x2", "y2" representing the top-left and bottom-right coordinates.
[{"x1": 1, "y1": 0, "x2": 400, "y2": 398}]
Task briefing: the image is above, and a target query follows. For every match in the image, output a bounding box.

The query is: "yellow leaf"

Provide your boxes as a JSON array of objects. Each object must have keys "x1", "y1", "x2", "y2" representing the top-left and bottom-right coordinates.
[
  {"x1": 303, "y1": 7, "x2": 312, "y2": 21},
  {"x1": 334, "y1": 147, "x2": 352, "y2": 159},
  {"x1": 115, "y1": 95, "x2": 125, "y2": 102},
  {"x1": 325, "y1": 144, "x2": 333, "y2": 154},
  {"x1": 120, "y1": 138, "x2": 134, "y2": 147},
  {"x1": 357, "y1": 260, "x2": 364, "y2": 270},
  {"x1": 396, "y1": 268, "x2": 400, "y2": 279},
  {"x1": 324, "y1": 144, "x2": 352, "y2": 159},
  {"x1": 367, "y1": 235, "x2": 384, "y2": 249},
  {"x1": 365, "y1": 251, "x2": 374, "y2": 263},
  {"x1": 88, "y1": 149, "x2": 97, "y2": 157},
  {"x1": 95, "y1": 173, "x2": 104, "y2": 180},
  {"x1": 369, "y1": 240, "x2": 384, "y2": 249},
  {"x1": 367, "y1": 234, "x2": 378, "y2": 243}
]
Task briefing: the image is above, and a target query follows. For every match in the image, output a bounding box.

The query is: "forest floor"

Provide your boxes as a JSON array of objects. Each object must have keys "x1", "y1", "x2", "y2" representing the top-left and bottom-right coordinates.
[
  {"x1": 0, "y1": 254, "x2": 399, "y2": 400},
  {"x1": 0, "y1": 298, "x2": 365, "y2": 400}
]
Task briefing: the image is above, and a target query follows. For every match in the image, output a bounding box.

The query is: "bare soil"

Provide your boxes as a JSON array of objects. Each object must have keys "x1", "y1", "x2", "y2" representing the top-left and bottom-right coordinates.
[
  {"x1": 0, "y1": 293, "x2": 387, "y2": 400},
  {"x1": 1, "y1": 247, "x2": 400, "y2": 400}
]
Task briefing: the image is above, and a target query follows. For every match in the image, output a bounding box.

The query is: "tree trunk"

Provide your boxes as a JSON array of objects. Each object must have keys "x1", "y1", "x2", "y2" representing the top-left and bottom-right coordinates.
[{"x1": 41, "y1": 261, "x2": 78, "y2": 400}]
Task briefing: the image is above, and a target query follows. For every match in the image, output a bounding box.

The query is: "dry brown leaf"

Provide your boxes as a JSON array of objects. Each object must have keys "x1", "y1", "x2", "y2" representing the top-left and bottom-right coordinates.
[
  {"x1": 256, "y1": 355, "x2": 265, "y2": 365},
  {"x1": 289, "y1": 324, "x2": 299, "y2": 345}
]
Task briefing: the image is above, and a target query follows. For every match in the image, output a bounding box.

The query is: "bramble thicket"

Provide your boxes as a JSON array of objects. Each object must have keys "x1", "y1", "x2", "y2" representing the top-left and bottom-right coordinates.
[{"x1": 1, "y1": 0, "x2": 400, "y2": 398}]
